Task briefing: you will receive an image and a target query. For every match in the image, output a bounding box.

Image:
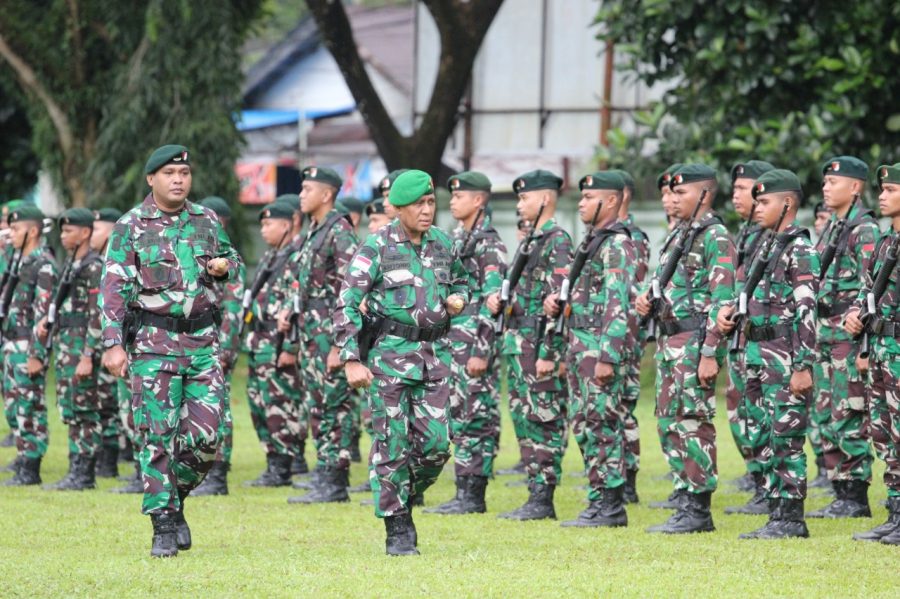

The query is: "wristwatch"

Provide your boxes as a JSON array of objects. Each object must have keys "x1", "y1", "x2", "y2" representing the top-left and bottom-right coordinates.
[
  {"x1": 700, "y1": 345, "x2": 717, "y2": 358},
  {"x1": 102, "y1": 338, "x2": 120, "y2": 349}
]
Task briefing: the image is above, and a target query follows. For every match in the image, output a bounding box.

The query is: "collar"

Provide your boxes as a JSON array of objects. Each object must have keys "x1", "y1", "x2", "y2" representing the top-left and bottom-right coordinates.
[{"x1": 138, "y1": 193, "x2": 202, "y2": 219}]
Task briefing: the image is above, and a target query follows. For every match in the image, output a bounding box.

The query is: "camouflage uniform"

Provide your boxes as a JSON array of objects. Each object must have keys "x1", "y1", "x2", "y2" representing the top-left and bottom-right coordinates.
[{"x1": 100, "y1": 193, "x2": 242, "y2": 515}]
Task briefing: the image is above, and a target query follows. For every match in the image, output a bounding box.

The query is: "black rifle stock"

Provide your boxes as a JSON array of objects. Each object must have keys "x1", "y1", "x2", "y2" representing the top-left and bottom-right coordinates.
[
  {"x1": 44, "y1": 242, "x2": 85, "y2": 350},
  {"x1": 0, "y1": 231, "x2": 29, "y2": 330},
  {"x1": 818, "y1": 193, "x2": 861, "y2": 280},
  {"x1": 552, "y1": 199, "x2": 604, "y2": 337},
  {"x1": 494, "y1": 203, "x2": 546, "y2": 334}
]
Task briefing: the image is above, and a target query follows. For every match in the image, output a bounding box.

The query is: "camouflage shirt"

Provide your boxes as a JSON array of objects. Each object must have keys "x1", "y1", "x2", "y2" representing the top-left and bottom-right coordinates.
[
  {"x1": 621, "y1": 214, "x2": 650, "y2": 350},
  {"x1": 0, "y1": 245, "x2": 58, "y2": 361},
  {"x1": 55, "y1": 249, "x2": 104, "y2": 356},
  {"x1": 100, "y1": 194, "x2": 243, "y2": 356},
  {"x1": 243, "y1": 245, "x2": 296, "y2": 354},
  {"x1": 211, "y1": 229, "x2": 245, "y2": 369},
  {"x1": 855, "y1": 229, "x2": 900, "y2": 358}
]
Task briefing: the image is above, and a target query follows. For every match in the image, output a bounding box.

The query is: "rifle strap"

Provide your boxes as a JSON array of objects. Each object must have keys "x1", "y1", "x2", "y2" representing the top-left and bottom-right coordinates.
[
  {"x1": 828, "y1": 209, "x2": 877, "y2": 296},
  {"x1": 760, "y1": 229, "x2": 809, "y2": 319},
  {"x1": 679, "y1": 215, "x2": 724, "y2": 317}
]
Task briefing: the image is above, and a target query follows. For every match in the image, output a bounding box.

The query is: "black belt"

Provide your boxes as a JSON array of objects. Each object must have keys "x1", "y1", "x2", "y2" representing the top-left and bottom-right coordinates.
[
  {"x1": 568, "y1": 314, "x2": 604, "y2": 329},
  {"x1": 381, "y1": 317, "x2": 449, "y2": 342},
  {"x1": 746, "y1": 323, "x2": 792, "y2": 342},
  {"x1": 507, "y1": 315, "x2": 543, "y2": 330},
  {"x1": 817, "y1": 300, "x2": 852, "y2": 318},
  {"x1": 459, "y1": 303, "x2": 481, "y2": 316},
  {"x1": 5, "y1": 326, "x2": 32, "y2": 340},
  {"x1": 251, "y1": 319, "x2": 279, "y2": 333},
  {"x1": 58, "y1": 314, "x2": 88, "y2": 328},
  {"x1": 658, "y1": 317, "x2": 702, "y2": 336},
  {"x1": 137, "y1": 309, "x2": 220, "y2": 334},
  {"x1": 868, "y1": 317, "x2": 900, "y2": 338},
  {"x1": 302, "y1": 298, "x2": 331, "y2": 310}
]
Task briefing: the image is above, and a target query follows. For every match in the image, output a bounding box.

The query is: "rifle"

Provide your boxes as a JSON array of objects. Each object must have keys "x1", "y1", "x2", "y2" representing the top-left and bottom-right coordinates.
[
  {"x1": 552, "y1": 198, "x2": 604, "y2": 338},
  {"x1": 44, "y1": 241, "x2": 86, "y2": 350},
  {"x1": 494, "y1": 202, "x2": 547, "y2": 334},
  {"x1": 818, "y1": 193, "x2": 860, "y2": 280},
  {"x1": 239, "y1": 227, "x2": 291, "y2": 335},
  {"x1": 454, "y1": 206, "x2": 485, "y2": 260},
  {"x1": 735, "y1": 202, "x2": 757, "y2": 267},
  {"x1": 0, "y1": 231, "x2": 29, "y2": 329},
  {"x1": 859, "y1": 232, "x2": 900, "y2": 358},
  {"x1": 641, "y1": 189, "x2": 708, "y2": 341},
  {"x1": 273, "y1": 219, "x2": 316, "y2": 357},
  {"x1": 727, "y1": 201, "x2": 790, "y2": 353}
]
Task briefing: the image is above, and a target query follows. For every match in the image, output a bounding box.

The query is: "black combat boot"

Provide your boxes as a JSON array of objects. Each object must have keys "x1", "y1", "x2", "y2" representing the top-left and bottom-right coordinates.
[
  {"x1": 0, "y1": 431, "x2": 13, "y2": 447},
  {"x1": 648, "y1": 488, "x2": 686, "y2": 510},
  {"x1": 288, "y1": 468, "x2": 350, "y2": 504},
  {"x1": 384, "y1": 512, "x2": 419, "y2": 556},
  {"x1": 740, "y1": 498, "x2": 809, "y2": 539},
  {"x1": 808, "y1": 480, "x2": 871, "y2": 518},
  {"x1": 561, "y1": 486, "x2": 627, "y2": 528},
  {"x1": 3, "y1": 456, "x2": 41, "y2": 486},
  {"x1": 95, "y1": 445, "x2": 119, "y2": 478},
  {"x1": 246, "y1": 453, "x2": 293, "y2": 487},
  {"x1": 292, "y1": 466, "x2": 323, "y2": 490},
  {"x1": 150, "y1": 513, "x2": 179, "y2": 558},
  {"x1": 425, "y1": 476, "x2": 488, "y2": 515},
  {"x1": 809, "y1": 455, "x2": 829, "y2": 489},
  {"x1": 725, "y1": 473, "x2": 768, "y2": 515},
  {"x1": 423, "y1": 476, "x2": 464, "y2": 514},
  {"x1": 496, "y1": 460, "x2": 526, "y2": 476},
  {"x1": 2, "y1": 454, "x2": 22, "y2": 473},
  {"x1": 623, "y1": 469, "x2": 639, "y2": 504},
  {"x1": 728, "y1": 472, "x2": 755, "y2": 493},
  {"x1": 112, "y1": 462, "x2": 143, "y2": 493},
  {"x1": 53, "y1": 455, "x2": 97, "y2": 491},
  {"x1": 646, "y1": 491, "x2": 715, "y2": 534},
  {"x1": 348, "y1": 478, "x2": 372, "y2": 493},
  {"x1": 174, "y1": 491, "x2": 192, "y2": 550},
  {"x1": 119, "y1": 438, "x2": 133, "y2": 463},
  {"x1": 44, "y1": 453, "x2": 77, "y2": 490},
  {"x1": 291, "y1": 441, "x2": 309, "y2": 475},
  {"x1": 854, "y1": 496, "x2": 900, "y2": 541},
  {"x1": 497, "y1": 483, "x2": 556, "y2": 521},
  {"x1": 350, "y1": 431, "x2": 362, "y2": 463},
  {"x1": 192, "y1": 461, "x2": 229, "y2": 496}
]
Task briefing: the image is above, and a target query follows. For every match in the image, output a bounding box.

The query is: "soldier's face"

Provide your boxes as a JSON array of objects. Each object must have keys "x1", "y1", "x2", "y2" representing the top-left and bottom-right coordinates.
[
  {"x1": 397, "y1": 194, "x2": 436, "y2": 235},
  {"x1": 814, "y1": 209, "x2": 831, "y2": 236},
  {"x1": 146, "y1": 165, "x2": 191, "y2": 206},
  {"x1": 753, "y1": 194, "x2": 786, "y2": 229},
  {"x1": 383, "y1": 201, "x2": 397, "y2": 219},
  {"x1": 578, "y1": 189, "x2": 615, "y2": 226},
  {"x1": 731, "y1": 177, "x2": 755, "y2": 219},
  {"x1": 516, "y1": 191, "x2": 545, "y2": 222},
  {"x1": 367, "y1": 213, "x2": 390, "y2": 233},
  {"x1": 660, "y1": 186, "x2": 676, "y2": 216},
  {"x1": 878, "y1": 183, "x2": 900, "y2": 218},
  {"x1": 9, "y1": 221, "x2": 38, "y2": 249},
  {"x1": 90, "y1": 221, "x2": 114, "y2": 252},
  {"x1": 60, "y1": 224, "x2": 91, "y2": 252},
  {"x1": 822, "y1": 175, "x2": 859, "y2": 208},
  {"x1": 260, "y1": 218, "x2": 292, "y2": 247},
  {"x1": 671, "y1": 182, "x2": 705, "y2": 219},
  {"x1": 299, "y1": 181, "x2": 333, "y2": 214},
  {"x1": 449, "y1": 190, "x2": 482, "y2": 221}
]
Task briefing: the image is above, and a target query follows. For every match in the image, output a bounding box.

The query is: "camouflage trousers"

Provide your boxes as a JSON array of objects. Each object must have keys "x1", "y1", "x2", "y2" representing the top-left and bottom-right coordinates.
[
  {"x1": 726, "y1": 356, "x2": 766, "y2": 475},
  {"x1": 655, "y1": 333, "x2": 718, "y2": 494},
  {"x1": 212, "y1": 363, "x2": 235, "y2": 465},
  {"x1": 506, "y1": 351, "x2": 566, "y2": 486},
  {"x1": 369, "y1": 373, "x2": 451, "y2": 518},
  {"x1": 815, "y1": 341, "x2": 873, "y2": 482},
  {"x1": 569, "y1": 350, "x2": 626, "y2": 498},
  {"x1": 55, "y1": 349, "x2": 102, "y2": 458},
  {"x1": 745, "y1": 363, "x2": 808, "y2": 499},
  {"x1": 129, "y1": 352, "x2": 225, "y2": 515},
  {"x1": 867, "y1": 355, "x2": 900, "y2": 497},
  {"x1": 447, "y1": 339, "x2": 501, "y2": 478},
  {"x1": 299, "y1": 340, "x2": 354, "y2": 471},
  {"x1": 117, "y1": 377, "x2": 141, "y2": 462},
  {"x1": 2, "y1": 342, "x2": 48, "y2": 460},
  {"x1": 808, "y1": 357, "x2": 827, "y2": 461},
  {"x1": 97, "y1": 367, "x2": 120, "y2": 454},
  {"x1": 246, "y1": 348, "x2": 303, "y2": 457},
  {"x1": 622, "y1": 347, "x2": 643, "y2": 472}
]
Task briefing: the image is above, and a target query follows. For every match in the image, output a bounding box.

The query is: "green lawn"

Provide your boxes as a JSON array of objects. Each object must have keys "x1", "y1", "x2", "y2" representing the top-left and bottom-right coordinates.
[{"x1": 1, "y1": 355, "x2": 898, "y2": 597}]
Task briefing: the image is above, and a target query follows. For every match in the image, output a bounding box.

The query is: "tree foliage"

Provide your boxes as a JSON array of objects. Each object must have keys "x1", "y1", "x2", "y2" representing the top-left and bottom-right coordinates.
[
  {"x1": 0, "y1": 85, "x2": 38, "y2": 200},
  {"x1": 595, "y1": 0, "x2": 900, "y2": 201}
]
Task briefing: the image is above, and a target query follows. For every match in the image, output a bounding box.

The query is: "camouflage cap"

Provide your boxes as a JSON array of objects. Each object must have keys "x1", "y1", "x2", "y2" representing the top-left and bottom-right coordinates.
[
  {"x1": 58, "y1": 207, "x2": 95, "y2": 228},
  {"x1": 258, "y1": 202, "x2": 295, "y2": 221},
  {"x1": 822, "y1": 155, "x2": 868, "y2": 181},
  {"x1": 365, "y1": 199, "x2": 386, "y2": 216},
  {"x1": 378, "y1": 169, "x2": 409, "y2": 193},
  {"x1": 144, "y1": 144, "x2": 190, "y2": 174},
  {"x1": 448, "y1": 171, "x2": 492, "y2": 192},
  {"x1": 607, "y1": 169, "x2": 636, "y2": 193},
  {"x1": 512, "y1": 169, "x2": 563, "y2": 194},
  {"x1": 752, "y1": 169, "x2": 803, "y2": 199},
  {"x1": 94, "y1": 207, "x2": 123, "y2": 223},
  {"x1": 670, "y1": 163, "x2": 717, "y2": 189},
  {"x1": 389, "y1": 170, "x2": 435, "y2": 207},
  {"x1": 8, "y1": 203, "x2": 45, "y2": 224},
  {"x1": 730, "y1": 160, "x2": 776, "y2": 183},
  {"x1": 200, "y1": 196, "x2": 231, "y2": 220},
  {"x1": 337, "y1": 197, "x2": 366, "y2": 215},
  {"x1": 275, "y1": 194, "x2": 300, "y2": 213},
  {"x1": 302, "y1": 165, "x2": 342, "y2": 190},
  {"x1": 656, "y1": 163, "x2": 683, "y2": 190},
  {"x1": 876, "y1": 163, "x2": 900, "y2": 188},
  {"x1": 579, "y1": 171, "x2": 625, "y2": 191}
]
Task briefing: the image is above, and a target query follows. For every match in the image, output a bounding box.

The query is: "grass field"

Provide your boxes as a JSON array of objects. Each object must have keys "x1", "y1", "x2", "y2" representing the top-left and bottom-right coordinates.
[{"x1": 1, "y1": 355, "x2": 898, "y2": 598}]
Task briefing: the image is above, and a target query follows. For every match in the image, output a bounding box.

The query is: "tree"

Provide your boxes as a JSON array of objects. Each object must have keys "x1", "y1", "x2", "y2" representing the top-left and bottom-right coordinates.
[
  {"x1": 0, "y1": 85, "x2": 38, "y2": 200},
  {"x1": 305, "y1": 0, "x2": 505, "y2": 179},
  {"x1": 595, "y1": 0, "x2": 900, "y2": 200}
]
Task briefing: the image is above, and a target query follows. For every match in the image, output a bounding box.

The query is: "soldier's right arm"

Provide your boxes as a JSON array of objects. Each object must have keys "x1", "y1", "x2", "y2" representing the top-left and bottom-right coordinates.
[
  {"x1": 334, "y1": 239, "x2": 380, "y2": 363},
  {"x1": 100, "y1": 221, "x2": 137, "y2": 346},
  {"x1": 472, "y1": 236, "x2": 508, "y2": 360}
]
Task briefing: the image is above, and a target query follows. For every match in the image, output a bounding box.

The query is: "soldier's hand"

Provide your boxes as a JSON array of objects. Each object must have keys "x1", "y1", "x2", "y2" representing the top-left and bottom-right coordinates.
[
  {"x1": 276, "y1": 309, "x2": 291, "y2": 333},
  {"x1": 25, "y1": 357, "x2": 44, "y2": 377},
  {"x1": 843, "y1": 309, "x2": 864, "y2": 336},
  {"x1": 327, "y1": 346, "x2": 342, "y2": 372},
  {"x1": 536, "y1": 358, "x2": 555, "y2": 379},
  {"x1": 446, "y1": 294, "x2": 465, "y2": 316},
  {"x1": 345, "y1": 360, "x2": 373, "y2": 389},
  {"x1": 697, "y1": 356, "x2": 719, "y2": 389},
  {"x1": 277, "y1": 351, "x2": 297, "y2": 368},
  {"x1": 486, "y1": 293, "x2": 501, "y2": 316},
  {"x1": 102, "y1": 345, "x2": 128, "y2": 378},
  {"x1": 856, "y1": 355, "x2": 869, "y2": 376},
  {"x1": 716, "y1": 305, "x2": 736, "y2": 334},
  {"x1": 359, "y1": 298, "x2": 369, "y2": 315},
  {"x1": 35, "y1": 317, "x2": 49, "y2": 343},
  {"x1": 594, "y1": 361, "x2": 614, "y2": 386},
  {"x1": 635, "y1": 292, "x2": 651, "y2": 316},
  {"x1": 789, "y1": 368, "x2": 813, "y2": 396},
  {"x1": 75, "y1": 355, "x2": 93, "y2": 380},
  {"x1": 544, "y1": 293, "x2": 560, "y2": 317},
  {"x1": 466, "y1": 356, "x2": 488, "y2": 377},
  {"x1": 206, "y1": 257, "x2": 229, "y2": 277}
]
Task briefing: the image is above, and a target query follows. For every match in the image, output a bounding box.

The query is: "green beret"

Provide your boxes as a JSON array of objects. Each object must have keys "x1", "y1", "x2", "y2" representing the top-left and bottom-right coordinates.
[
  {"x1": 58, "y1": 207, "x2": 95, "y2": 228},
  {"x1": 302, "y1": 165, "x2": 342, "y2": 190},
  {"x1": 876, "y1": 163, "x2": 900, "y2": 188},
  {"x1": 752, "y1": 169, "x2": 803, "y2": 199},
  {"x1": 365, "y1": 199, "x2": 386, "y2": 216},
  {"x1": 337, "y1": 197, "x2": 365, "y2": 215},
  {"x1": 813, "y1": 201, "x2": 829, "y2": 215},
  {"x1": 579, "y1": 171, "x2": 625, "y2": 191},
  {"x1": 389, "y1": 170, "x2": 435, "y2": 207},
  {"x1": 379, "y1": 169, "x2": 409, "y2": 193},
  {"x1": 275, "y1": 194, "x2": 300, "y2": 213},
  {"x1": 607, "y1": 169, "x2": 635, "y2": 192},
  {"x1": 670, "y1": 163, "x2": 717, "y2": 188},
  {"x1": 822, "y1": 156, "x2": 868, "y2": 181},
  {"x1": 656, "y1": 163, "x2": 683, "y2": 190},
  {"x1": 512, "y1": 170, "x2": 563, "y2": 194},
  {"x1": 94, "y1": 207, "x2": 123, "y2": 223},
  {"x1": 8, "y1": 203, "x2": 45, "y2": 224},
  {"x1": 199, "y1": 196, "x2": 231, "y2": 219},
  {"x1": 448, "y1": 171, "x2": 491, "y2": 192},
  {"x1": 144, "y1": 144, "x2": 190, "y2": 174},
  {"x1": 730, "y1": 160, "x2": 776, "y2": 183},
  {"x1": 258, "y1": 202, "x2": 295, "y2": 222}
]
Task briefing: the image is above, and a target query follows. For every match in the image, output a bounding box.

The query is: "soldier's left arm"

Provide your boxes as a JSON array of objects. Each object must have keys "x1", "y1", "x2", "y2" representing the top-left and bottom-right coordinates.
[
  {"x1": 447, "y1": 238, "x2": 470, "y2": 305},
  {"x1": 851, "y1": 221, "x2": 880, "y2": 287},
  {"x1": 84, "y1": 259, "x2": 103, "y2": 349},
  {"x1": 29, "y1": 259, "x2": 59, "y2": 362},
  {"x1": 334, "y1": 241, "x2": 380, "y2": 363},
  {"x1": 219, "y1": 262, "x2": 246, "y2": 364},
  {"x1": 100, "y1": 221, "x2": 137, "y2": 346},
  {"x1": 596, "y1": 235, "x2": 637, "y2": 364},
  {"x1": 333, "y1": 220, "x2": 360, "y2": 277},
  {"x1": 537, "y1": 229, "x2": 574, "y2": 362},
  {"x1": 471, "y1": 237, "x2": 508, "y2": 360},
  {"x1": 790, "y1": 241, "x2": 820, "y2": 370},
  {"x1": 701, "y1": 225, "x2": 736, "y2": 352},
  {"x1": 211, "y1": 213, "x2": 243, "y2": 281}
]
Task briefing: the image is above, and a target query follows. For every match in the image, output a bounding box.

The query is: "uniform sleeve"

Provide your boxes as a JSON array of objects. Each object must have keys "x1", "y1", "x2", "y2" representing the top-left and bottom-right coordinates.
[
  {"x1": 212, "y1": 214, "x2": 243, "y2": 282},
  {"x1": 30, "y1": 260, "x2": 58, "y2": 362},
  {"x1": 100, "y1": 221, "x2": 136, "y2": 347},
  {"x1": 219, "y1": 262, "x2": 245, "y2": 368},
  {"x1": 85, "y1": 260, "x2": 103, "y2": 350},
  {"x1": 333, "y1": 221, "x2": 359, "y2": 281},
  {"x1": 853, "y1": 222, "x2": 880, "y2": 293},
  {"x1": 702, "y1": 226, "x2": 736, "y2": 353},
  {"x1": 538, "y1": 230, "x2": 574, "y2": 362},
  {"x1": 471, "y1": 237, "x2": 508, "y2": 360},
  {"x1": 597, "y1": 236, "x2": 636, "y2": 365},
  {"x1": 790, "y1": 242, "x2": 820, "y2": 370},
  {"x1": 334, "y1": 239, "x2": 380, "y2": 363}
]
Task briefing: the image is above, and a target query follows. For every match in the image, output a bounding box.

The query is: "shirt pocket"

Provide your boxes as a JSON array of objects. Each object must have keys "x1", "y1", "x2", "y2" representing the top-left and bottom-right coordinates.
[
  {"x1": 136, "y1": 236, "x2": 179, "y2": 292},
  {"x1": 383, "y1": 268, "x2": 418, "y2": 309}
]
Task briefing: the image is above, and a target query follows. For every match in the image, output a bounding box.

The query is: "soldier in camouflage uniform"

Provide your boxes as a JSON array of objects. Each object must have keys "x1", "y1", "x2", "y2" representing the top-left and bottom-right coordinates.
[
  {"x1": 37, "y1": 208, "x2": 104, "y2": 490},
  {"x1": 281, "y1": 166, "x2": 359, "y2": 504},
  {"x1": 637, "y1": 164, "x2": 736, "y2": 534},
  {"x1": 377, "y1": 170, "x2": 407, "y2": 220},
  {"x1": 425, "y1": 171, "x2": 507, "y2": 515},
  {"x1": 486, "y1": 170, "x2": 574, "y2": 521},
  {"x1": 809, "y1": 156, "x2": 879, "y2": 519},
  {"x1": 543, "y1": 172, "x2": 635, "y2": 527},
  {"x1": 658, "y1": 164, "x2": 682, "y2": 232},
  {"x1": 0, "y1": 204, "x2": 58, "y2": 486},
  {"x1": 335, "y1": 169, "x2": 468, "y2": 556},
  {"x1": 718, "y1": 170, "x2": 819, "y2": 539},
  {"x1": 845, "y1": 162, "x2": 900, "y2": 544},
  {"x1": 100, "y1": 144, "x2": 242, "y2": 558},
  {"x1": 192, "y1": 197, "x2": 244, "y2": 496},
  {"x1": 0, "y1": 202, "x2": 17, "y2": 452}
]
